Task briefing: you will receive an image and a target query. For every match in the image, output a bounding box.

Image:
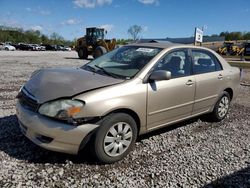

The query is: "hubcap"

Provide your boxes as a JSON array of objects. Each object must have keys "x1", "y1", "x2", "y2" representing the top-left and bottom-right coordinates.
[
  {"x1": 103, "y1": 122, "x2": 133, "y2": 157},
  {"x1": 218, "y1": 96, "x2": 229, "y2": 118}
]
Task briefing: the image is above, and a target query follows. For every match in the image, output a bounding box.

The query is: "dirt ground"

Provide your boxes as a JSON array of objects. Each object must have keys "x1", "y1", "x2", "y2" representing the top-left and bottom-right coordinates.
[{"x1": 0, "y1": 51, "x2": 86, "y2": 117}]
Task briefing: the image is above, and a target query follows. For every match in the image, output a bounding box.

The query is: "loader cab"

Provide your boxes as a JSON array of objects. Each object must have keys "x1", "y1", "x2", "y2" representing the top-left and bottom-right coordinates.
[
  {"x1": 86, "y1": 27, "x2": 105, "y2": 46},
  {"x1": 223, "y1": 42, "x2": 234, "y2": 50}
]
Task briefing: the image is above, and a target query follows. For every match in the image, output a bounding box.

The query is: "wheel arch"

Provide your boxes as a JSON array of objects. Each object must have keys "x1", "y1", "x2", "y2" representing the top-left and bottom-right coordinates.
[
  {"x1": 103, "y1": 108, "x2": 141, "y2": 135},
  {"x1": 224, "y1": 88, "x2": 233, "y2": 101}
]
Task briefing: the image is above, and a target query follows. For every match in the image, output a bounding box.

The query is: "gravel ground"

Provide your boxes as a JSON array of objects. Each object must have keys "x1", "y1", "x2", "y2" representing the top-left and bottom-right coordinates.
[{"x1": 0, "y1": 51, "x2": 249, "y2": 187}]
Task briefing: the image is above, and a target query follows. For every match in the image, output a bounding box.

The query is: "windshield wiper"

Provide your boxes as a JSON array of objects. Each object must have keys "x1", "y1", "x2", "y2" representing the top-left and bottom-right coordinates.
[
  {"x1": 94, "y1": 65, "x2": 121, "y2": 79},
  {"x1": 83, "y1": 65, "x2": 97, "y2": 73}
]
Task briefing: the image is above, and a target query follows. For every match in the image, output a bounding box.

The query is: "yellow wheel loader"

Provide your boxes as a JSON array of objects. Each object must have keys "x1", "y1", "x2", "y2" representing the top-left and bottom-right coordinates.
[
  {"x1": 217, "y1": 42, "x2": 234, "y2": 56},
  {"x1": 217, "y1": 42, "x2": 245, "y2": 56},
  {"x1": 75, "y1": 27, "x2": 116, "y2": 59}
]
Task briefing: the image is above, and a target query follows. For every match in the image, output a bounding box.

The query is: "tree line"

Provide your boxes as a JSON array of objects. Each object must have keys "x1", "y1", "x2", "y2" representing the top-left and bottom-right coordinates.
[
  {"x1": 0, "y1": 26, "x2": 74, "y2": 46},
  {"x1": 215, "y1": 31, "x2": 250, "y2": 41},
  {"x1": 127, "y1": 25, "x2": 250, "y2": 41},
  {"x1": 1, "y1": 25, "x2": 250, "y2": 46}
]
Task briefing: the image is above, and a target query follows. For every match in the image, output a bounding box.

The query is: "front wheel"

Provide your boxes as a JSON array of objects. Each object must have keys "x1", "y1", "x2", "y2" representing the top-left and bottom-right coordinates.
[
  {"x1": 78, "y1": 47, "x2": 88, "y2": 59},
  {"x1": 208, "y1": 91, "x2": 230, "y2": 122},
  {"x1": 93, "y1": 46, "x2": 107, "y2": 59},
  {"x1": 92, "y1": 113, "x2": 137, "y2": 163}
]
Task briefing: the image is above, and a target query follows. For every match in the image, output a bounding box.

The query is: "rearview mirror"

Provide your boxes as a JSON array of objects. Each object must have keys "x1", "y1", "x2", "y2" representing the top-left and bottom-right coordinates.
[{"x1": 149, "y1": 70, "x2": 171, "y2": 81}]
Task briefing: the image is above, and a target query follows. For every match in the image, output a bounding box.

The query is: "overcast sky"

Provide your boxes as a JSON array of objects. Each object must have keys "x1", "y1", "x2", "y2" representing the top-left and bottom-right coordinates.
[{"x1": 0, "y1": 0, "x2": 249, "y2": 40}]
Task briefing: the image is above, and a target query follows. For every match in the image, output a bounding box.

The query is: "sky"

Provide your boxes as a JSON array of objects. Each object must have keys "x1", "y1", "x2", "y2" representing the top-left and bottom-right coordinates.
[{"x1": 0, "y1": 0, "x2": 249, "y2": 40}]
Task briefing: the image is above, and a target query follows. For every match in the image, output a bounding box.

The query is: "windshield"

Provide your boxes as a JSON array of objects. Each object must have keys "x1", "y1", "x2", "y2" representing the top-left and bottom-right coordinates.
[
  {"x1": 87, "y1": 28, "x2": 104, "y2": 39},
  {"x1": 81, "y1": 46, "x2": 162, "y2": 79}
]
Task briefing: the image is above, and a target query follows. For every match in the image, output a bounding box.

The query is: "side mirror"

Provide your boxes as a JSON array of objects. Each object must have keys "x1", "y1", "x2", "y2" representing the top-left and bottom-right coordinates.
[{"x1": 149, "y1": 70, "x2": 171, "y2": 81}]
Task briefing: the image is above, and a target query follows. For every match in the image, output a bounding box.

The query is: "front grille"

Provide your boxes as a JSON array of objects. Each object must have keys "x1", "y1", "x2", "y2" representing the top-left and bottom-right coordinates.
[{"x1": 17, "y1": 88, "x2": 39, "y2": 112}]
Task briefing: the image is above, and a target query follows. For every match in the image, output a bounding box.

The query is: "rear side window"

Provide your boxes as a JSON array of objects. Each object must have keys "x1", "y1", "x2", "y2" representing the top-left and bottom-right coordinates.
[{"x1": 192, "y1": 50, "x2": 222, "y2": 74}]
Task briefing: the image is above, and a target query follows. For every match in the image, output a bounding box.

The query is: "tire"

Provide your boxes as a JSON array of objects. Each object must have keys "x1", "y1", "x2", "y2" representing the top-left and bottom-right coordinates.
[
  {"x1": 208, "y1": 91, "x2": 231, "y2": 122},
  {"x1": 78, "y1": 47, "x2": 88, "y2": 59},
  {"x1": 92, "y1": 113, "x2": 137, "y2": 163},
  {"x1": 93, "y1": 46, "x2": 107, "y2": 59},
  {"x1": 5, "y1": 47, "x2": 9, "y2": 51}
]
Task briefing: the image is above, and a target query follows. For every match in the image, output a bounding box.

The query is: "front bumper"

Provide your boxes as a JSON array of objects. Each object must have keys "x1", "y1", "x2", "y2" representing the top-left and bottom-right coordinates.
[{"x1": 16, "y1": 101, "x2": 99, "y2": 154}]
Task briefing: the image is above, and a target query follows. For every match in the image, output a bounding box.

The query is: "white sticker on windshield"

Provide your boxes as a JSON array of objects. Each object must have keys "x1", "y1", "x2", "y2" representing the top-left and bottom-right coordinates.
[{"x1": 136, "y1": 48, "x2": 154, "y2": 53}]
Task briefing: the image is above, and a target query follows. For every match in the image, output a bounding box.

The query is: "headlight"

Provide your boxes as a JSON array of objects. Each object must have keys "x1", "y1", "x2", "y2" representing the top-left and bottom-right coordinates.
[{"x1": 38, "y1": 99, "x2": 85, "y2": 120}]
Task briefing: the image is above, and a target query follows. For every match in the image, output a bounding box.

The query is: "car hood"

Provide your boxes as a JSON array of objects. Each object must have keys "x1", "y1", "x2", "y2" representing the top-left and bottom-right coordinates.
[{"x1": 24, "y1": 68, "x2": 124, "y2": 103}]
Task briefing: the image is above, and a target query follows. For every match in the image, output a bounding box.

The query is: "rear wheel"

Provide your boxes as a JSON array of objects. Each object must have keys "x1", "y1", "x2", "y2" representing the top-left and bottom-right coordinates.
[
  {"x1": 5, "y1": 47, "x2": 9, "y2": 51},
  {"x1": 92, "y1": 113, "x2": 137, "y2": 163},
  {"x1": 208, "y1": 91, "x2": 230, "y2": 122},
  {"x1": 78, "y1": 47, "x2": 88, "y2": 59},
  {"x1": 93, "y1": 46, "x2": 107, "y2": 59}
]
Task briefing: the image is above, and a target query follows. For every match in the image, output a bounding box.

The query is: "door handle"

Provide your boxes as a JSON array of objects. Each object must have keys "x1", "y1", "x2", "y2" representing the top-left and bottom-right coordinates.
[
  {"x1": 186, "y1": 80, "x2": 194, "y2": 86},
  {"x1": 218, "y1": 74, "x2": 223, "y2": 80}
]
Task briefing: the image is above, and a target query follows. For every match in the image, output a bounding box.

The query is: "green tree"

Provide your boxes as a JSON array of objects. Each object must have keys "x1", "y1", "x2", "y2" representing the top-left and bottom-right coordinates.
[
  {"x1": 50, "y1": 32, "x2": 65, "y2": 45},
  {"x1": 0, "y1": 26, "x2": 75, "y2": 45},
  {"x1": 243, "y1": 32, "x2": 250, "y2": 40},
  {"x1": 41, "y1": 34, "x2": 50, "y2": 44},
  {"x1": 219, "y1": 31, "x2": 245, "y2": 41},
  {"x1": 24, "y1": 30, "x2": 41, "y2": 43}
]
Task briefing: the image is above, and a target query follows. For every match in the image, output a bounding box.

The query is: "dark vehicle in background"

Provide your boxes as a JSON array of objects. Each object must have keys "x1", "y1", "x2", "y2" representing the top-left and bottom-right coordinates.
[
  {"x1": 56, "y1": 45, "x2": 65, "y2": 51},
  {"x1": 0, "y1": 42, "x2": 3, "y2": 50},
  {"x1": 43, "y1": 44, "x2": 57, "y2": 51},
  {"x1": 16, "y1": 43, "x2": 35, "y2": 51}
]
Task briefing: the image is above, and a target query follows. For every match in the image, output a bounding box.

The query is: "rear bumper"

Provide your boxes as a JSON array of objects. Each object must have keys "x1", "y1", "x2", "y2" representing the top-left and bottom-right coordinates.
[{"x1": 16, "y1": 101, "x2": 99, "y2": 154}]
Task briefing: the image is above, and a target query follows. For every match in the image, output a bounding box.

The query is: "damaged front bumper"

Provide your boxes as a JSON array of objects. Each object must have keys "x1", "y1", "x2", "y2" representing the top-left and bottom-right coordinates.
[{"x1": 16, "y1": 101, "x2": 99, "y2": 154}]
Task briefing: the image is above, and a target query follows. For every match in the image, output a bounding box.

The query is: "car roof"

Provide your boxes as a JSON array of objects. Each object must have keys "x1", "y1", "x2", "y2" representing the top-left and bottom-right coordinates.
[
  {"x1": 127, "y1": 42, "x2": 180, "y2": 49},
  {"x1": 126, "y1": 42, "x2": 220, "y2": 52}
]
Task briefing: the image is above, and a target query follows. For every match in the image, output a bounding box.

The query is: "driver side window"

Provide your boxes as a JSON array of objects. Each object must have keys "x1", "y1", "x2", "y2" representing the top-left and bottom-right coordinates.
[{"x1": 155, "y1": 49, "x2": 191, "y2": 78}]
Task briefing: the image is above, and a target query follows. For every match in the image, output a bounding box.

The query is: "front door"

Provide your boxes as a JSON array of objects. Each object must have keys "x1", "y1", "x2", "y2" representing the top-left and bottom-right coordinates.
[{"x1": 147, "y1": 49, "x2": 196, "y2": 130}]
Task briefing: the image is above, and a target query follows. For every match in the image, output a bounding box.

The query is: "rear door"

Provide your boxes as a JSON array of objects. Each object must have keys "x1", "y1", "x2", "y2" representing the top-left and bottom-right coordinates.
[
  {"x1": 191, "y1": 49, "x2": 225, "y2": 115},
  {"x1": 147, "y1": 48, "x2": 196, "y2": 130}
]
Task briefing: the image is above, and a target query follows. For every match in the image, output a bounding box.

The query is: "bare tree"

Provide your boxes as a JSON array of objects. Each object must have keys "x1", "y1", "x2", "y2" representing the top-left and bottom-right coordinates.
[{"x1": 128, "y1": 25, "x2": 142, "y2": 41}]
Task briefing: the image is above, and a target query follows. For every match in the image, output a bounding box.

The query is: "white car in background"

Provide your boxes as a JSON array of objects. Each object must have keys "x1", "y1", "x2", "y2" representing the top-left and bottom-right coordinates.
[
  {"x1": 1, "y1": 43, "x2": 16, "y2": 51},
  {"x1": 31, "y1": 44, "x2": 41, "y2": 51},
  {"x1": 64, "y1": 46, "x2": 72, "y2": 51},
  {"x1": 40, "y1": 45, "x2": 46, "y2": 51}
]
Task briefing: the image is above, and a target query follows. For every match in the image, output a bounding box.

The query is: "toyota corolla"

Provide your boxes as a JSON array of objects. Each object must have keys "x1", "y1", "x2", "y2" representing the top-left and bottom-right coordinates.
[{"x1": 16, "y1": 43, "x2": 240, "y2": 163}]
